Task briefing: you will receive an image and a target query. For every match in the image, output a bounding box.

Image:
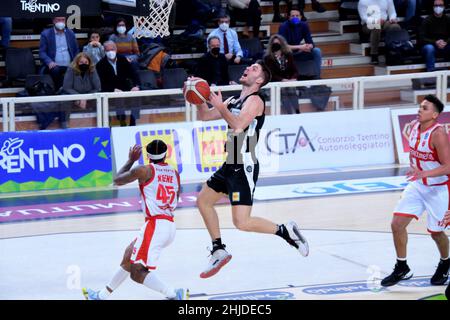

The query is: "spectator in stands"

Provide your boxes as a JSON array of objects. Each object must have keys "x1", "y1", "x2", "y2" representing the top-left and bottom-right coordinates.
[
  {"x1": 278, "y1": 8, "x2": 323, "y2": 78},
  {"x1": 264, "y1": 34, "x2": 300, "y2": 114},
  {"x1": 39, "y1": 16, "x2": 80, "y2": 91},
  {"x1": 358, "y1": 0, "x2": 402, "y2": 65},
  {"x1": 62, "y1": 52, "x2": 101, "y2": 120},
  {"x1": 83, "y1": 31, "x2": 105, "y2": 65},
  {"x1": 393, "y1": 0, "x2": 418, "y2": 29},
  {"x1": 207, "y1": 14, "x2": 244, "y2": 65},
  {"x1": 96, "y1": 41, "x2": 141, "y2": 126},
  {"x1": 227, "y1": 0, "x2": 262, "y2": 38},
  {"x1": 196, "y1": 36, "x2": 232, "y2": 86},
  {"x1": 109, "y1": 18, "x2": 140, "y2": 63},
  {"x1": 0, "y1": 17, "x2": 12, "y2": 53},
  {"x1": 420, "y1": 0, "x2": 450, "y2": 71}
]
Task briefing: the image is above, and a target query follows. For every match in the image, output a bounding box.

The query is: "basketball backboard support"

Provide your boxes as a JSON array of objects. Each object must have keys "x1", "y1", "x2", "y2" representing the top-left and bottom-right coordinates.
[{"x1": 102, "y1": 0, "x2": 150, "y2": 16}]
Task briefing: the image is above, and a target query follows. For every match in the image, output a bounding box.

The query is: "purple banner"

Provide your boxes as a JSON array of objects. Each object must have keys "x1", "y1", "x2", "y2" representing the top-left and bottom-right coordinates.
[{"x1": 0, "y1": 192, "x2": 229, "y2": 223}]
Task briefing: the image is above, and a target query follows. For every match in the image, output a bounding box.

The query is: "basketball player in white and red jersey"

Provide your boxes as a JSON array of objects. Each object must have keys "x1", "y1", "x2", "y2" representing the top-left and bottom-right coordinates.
[
  {"x1": 191, "y1": 60, "x2": 309, "y2": 279},
  {"x1": 82, "y1": 140, "x2": 188, "y2": 300},
  {"x1": 381, "y1": 95, "x2": 450, "y2": 287}
]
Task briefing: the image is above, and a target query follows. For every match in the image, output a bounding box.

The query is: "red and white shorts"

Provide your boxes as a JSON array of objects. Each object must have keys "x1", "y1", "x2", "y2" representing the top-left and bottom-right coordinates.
[
  {"x1": 394, "y1": 181, "x2": 450, "y2": 233},
  {"x1": 130, "y1": 215, "x2": 176, "y2": 270}
]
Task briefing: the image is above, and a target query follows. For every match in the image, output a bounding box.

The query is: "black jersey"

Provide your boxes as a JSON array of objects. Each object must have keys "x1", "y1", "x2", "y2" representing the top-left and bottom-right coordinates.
[{"x1": 224, "y1": 92, "x2": 265, "y2": 165}]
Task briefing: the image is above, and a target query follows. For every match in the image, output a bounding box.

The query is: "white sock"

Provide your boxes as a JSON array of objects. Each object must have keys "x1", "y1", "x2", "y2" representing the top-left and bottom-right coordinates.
[
  {"x1": 441, "y1": 256, "x2": 450, "y2": 261},
  {"x1": 143, "y1": 272, "x2": 176, "y2": 299},
  {"x1": 397, "y1": 257, "x2": 407, "y2": 261},
  {"x1": 99, "y1": 267, "x2": 129, "y2": 300}
]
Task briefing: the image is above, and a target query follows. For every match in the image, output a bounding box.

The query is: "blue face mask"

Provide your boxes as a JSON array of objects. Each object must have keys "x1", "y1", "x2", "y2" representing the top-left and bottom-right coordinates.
[{"x1": 290, "y1": 17, "x2": 301, "y2": 25}]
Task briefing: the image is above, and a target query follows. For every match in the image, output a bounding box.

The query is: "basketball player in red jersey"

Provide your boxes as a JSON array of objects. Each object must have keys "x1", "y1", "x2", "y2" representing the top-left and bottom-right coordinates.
[
  {"x1": 445, "y1": 210, "x2": 450, "y2": 299},
  {"x1": 82, "y1": 140, "x2": 189, "y2": 300},
  {"x1": 381, "y1": 95, "x2": 450, "y2": 287},
  {"x1": 190, "y1": 60, "x2": 309, "y2": 279}
]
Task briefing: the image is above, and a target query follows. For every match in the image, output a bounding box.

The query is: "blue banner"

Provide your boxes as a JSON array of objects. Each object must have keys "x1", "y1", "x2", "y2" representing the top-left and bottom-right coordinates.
[{"x1": 0, "y1": 128, "x2": 112, "y2": 192}]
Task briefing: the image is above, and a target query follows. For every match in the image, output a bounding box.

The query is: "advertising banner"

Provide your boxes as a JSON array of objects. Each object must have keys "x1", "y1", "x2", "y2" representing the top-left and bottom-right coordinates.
[
  {"x1": 1, "y1": 0, "x2": 100, "y2": 18},
  {"x1": 0, "y1": 128, "x2": 112, "y2": 193},
  {"x1": 112, "y1": 108, "x2": 395, "y2": 183},
  {"x1": 259, "y1": 108, "x2": 395, "y2": 173},
  {"x1": 391, "y1": 106, "x2": 450, "y2": 164}
]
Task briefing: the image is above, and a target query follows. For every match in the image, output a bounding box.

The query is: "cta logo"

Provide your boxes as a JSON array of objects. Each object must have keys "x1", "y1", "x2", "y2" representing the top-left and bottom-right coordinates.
[
  {"x1": 0, "y1": 137, "x2": 85, "y2": 173},
  {"x1": 209, "y1": 291, "x2": 294, "y2": 300},
  {"x1": 265, "y1": 126, "x2": 315, "y2": 155}
]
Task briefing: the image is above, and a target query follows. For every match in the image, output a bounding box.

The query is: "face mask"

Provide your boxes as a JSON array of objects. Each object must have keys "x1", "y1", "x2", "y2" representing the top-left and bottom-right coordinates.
[
  {"x1": 211, "y1": 47, "x2": 220, "y2": 56},
  {"x1": 434, "y1": 6, "x2": 444, "y2": 15},
  {"x1": 55, "y1": 22, "x2": 65, "y2": 30},
  {"x1": 117, "y1": 26, "x2": 127, "y2": 34},
  {"x1": 272, "y1": 43, "x2": 282, "y2": 52},
  {"x1": 106, "y1": 51, "x2": 117, "y2": 60},
  {"x1": 290, "y1": 17, "x2": 301, "y2": 25},
  {"x1": 79, "y1": 64, "x2": 89, "y2": 73},
  {"x1": 219, "y1": 23, "x2": 229, "y2": 32}
]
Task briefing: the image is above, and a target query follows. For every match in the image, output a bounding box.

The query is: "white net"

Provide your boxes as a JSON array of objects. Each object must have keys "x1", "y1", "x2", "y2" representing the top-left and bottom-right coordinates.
[{"x1": 132, "y1": 0, "x2": 175, "y2": 39}]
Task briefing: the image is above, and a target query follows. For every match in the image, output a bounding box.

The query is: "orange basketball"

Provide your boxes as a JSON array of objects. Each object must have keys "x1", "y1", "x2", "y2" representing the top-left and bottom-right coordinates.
[{"x1": 183, "y1": 78, "x2": 211, "y2": 105}]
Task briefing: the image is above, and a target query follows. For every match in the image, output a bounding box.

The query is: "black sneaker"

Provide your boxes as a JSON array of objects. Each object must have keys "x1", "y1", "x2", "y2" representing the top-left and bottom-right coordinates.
[
  {"x1": 430, "y1": 259, "x2": 450, "y2": 285},
  {"x1": 381, "y1": 263, "x2": 413, "y2": 287}
]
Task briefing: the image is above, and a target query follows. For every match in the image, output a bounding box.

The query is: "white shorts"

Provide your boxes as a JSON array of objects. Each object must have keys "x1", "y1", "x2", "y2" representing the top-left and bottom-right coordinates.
[
  {"x1": 130, "y1": 216, "x2": 176, "y2": 270},
  {"x1": 394, "y1": 181, "x2": 450, "y2": 233}
]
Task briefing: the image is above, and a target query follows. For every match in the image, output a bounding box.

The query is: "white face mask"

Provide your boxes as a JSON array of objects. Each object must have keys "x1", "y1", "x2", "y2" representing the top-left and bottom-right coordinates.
[
  {"x1": 55, "y1": 22, "x2": 65, "y2": 30},
  {"x1": 434, "y1": 6, "x2": 444, "y2": 15},
  {"x1": 116, "y1": 26, "x2": 127, "y2": 34},
  {"x1": 106, "y1": 51, "x2": 117, "y2": 60},
  {"x1": 219, "y1": 23, "x2": 229, "y2": 32}
]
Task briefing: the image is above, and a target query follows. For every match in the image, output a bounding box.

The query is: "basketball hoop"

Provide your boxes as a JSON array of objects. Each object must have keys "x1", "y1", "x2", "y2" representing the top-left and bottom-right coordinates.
[{"x1": 132, "y1": 0, "x2": 175, "y2": 39}]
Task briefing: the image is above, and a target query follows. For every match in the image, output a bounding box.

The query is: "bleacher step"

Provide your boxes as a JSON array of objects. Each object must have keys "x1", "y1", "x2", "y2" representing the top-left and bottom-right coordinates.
[{"x1": 321, "y1": 64, "x2": 374, "y2": 79}]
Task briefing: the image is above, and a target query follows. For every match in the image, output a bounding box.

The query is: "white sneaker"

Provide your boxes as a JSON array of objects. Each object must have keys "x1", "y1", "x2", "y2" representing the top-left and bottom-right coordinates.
[
  {"x1": 285, "y1": 221, "x2": 309, "y2": 257},
  {"x1": 82, "y1": 288, "x2": 101, "y2": 300},
  {"x1": 174, "y1": 288, "x2": 190, "y2": 300},
  {"x1": 200, "y1": 248, "x2": 232, "y2": 278}
]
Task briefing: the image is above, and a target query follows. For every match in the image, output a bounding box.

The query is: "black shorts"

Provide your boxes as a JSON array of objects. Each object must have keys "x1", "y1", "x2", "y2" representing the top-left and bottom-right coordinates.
[{"x1": 206, "y1": 162, "x2": 259, "y2": 206}]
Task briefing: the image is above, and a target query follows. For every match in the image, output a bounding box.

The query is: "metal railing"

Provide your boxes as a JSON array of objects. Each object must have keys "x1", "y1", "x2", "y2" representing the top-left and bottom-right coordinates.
[{"x1": 1, "y1": 70, "x2": 449, "y2": 132}]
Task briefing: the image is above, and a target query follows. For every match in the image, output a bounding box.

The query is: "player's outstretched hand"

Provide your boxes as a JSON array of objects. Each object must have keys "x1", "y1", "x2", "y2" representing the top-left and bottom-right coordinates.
[
  {"x1": 406, "y1": 165, "x2": 425, "y2": 182},
  {"x1": 209, "y1": 89, "x2": 225, "y2": 110},
  {"x1": 129, "y1": 144, "x2": 142, "y2": 162}
]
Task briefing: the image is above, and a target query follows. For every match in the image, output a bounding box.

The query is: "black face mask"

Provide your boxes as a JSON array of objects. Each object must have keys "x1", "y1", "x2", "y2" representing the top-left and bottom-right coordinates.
[
  {"x1": 211, "y1": 47, "x2": 220, "y2": 56},
  {"x1": 271, "y1": 43, "x2": 282, "y2": 52},
  {"x1": 79, "y1": 64, "x2": 89, "y2": 73}
]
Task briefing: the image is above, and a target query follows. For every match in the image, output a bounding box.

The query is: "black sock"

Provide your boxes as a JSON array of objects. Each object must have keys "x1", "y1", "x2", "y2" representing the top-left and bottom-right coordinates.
[
  {"x1": 396, "y1": 259, "x2": 408, "y2": 268},
  {"x1": 212, "y1": 238, "x2": 225, "y2": 252},
  {"x1": 276, "y1": 224, "x2": 289, "y2": 240}
]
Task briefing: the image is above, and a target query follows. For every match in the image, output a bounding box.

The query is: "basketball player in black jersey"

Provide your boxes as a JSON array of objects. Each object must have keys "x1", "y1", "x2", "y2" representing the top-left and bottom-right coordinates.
[{"x1": 191, "y1": 60, "x2": 309, "y2": 279}]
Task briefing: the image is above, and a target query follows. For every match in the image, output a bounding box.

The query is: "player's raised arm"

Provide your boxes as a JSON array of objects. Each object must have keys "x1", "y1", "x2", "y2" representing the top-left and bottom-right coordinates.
[
  {"x1": 114, "y1": 145, "x2": 150, "y2": 186},
  {"x1": 210, "y1": 90, "x2": 263, "y2": 132}
]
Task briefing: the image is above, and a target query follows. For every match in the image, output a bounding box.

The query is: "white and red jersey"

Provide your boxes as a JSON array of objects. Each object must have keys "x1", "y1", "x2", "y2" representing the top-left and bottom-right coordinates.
[
  {"x1": 139, "y1": 162, "x2": 180, "y2": 219},
  {"x1": 409, "y1": 120, "x2": 448, "y2": 186}
]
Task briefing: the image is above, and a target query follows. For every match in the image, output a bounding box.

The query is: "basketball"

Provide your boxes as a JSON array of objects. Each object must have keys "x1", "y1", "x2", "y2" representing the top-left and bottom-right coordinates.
[{"x1": 183, "y1": 78, "x2": 211, "y2": 105}]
